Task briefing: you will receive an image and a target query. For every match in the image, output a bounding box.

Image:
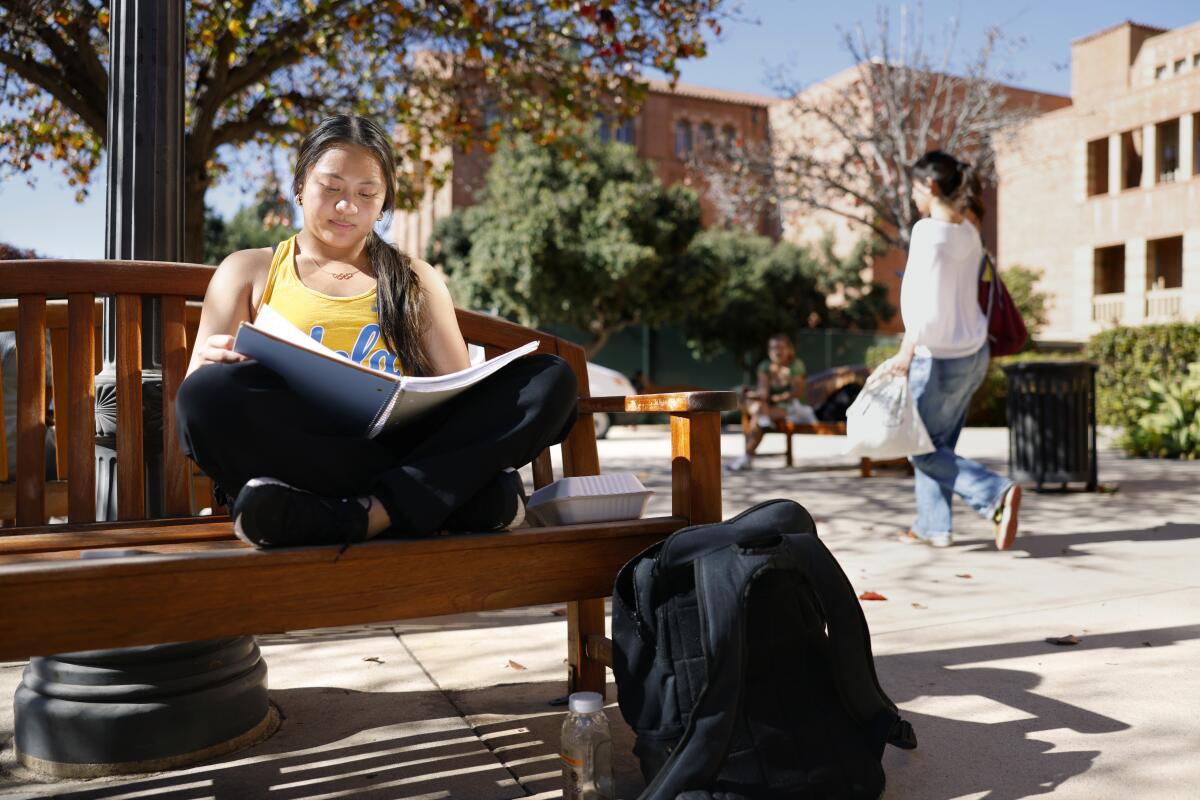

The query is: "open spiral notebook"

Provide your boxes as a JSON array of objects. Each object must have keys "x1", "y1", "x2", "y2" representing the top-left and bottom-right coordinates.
[{"x1": 234, "y1": 305, "x2": 538, "y2": 438}]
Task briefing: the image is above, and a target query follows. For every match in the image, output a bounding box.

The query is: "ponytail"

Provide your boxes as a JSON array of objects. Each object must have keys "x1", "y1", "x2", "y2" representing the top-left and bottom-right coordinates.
[
  {"x1": 368, "y1": 231, "x2": 432, "y2": 377},
  {"x1": 957, "y1": 161, "x2": 985, "y2": 222}
]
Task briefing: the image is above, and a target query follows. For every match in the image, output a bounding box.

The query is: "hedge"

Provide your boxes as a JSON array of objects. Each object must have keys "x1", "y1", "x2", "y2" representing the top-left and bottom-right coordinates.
[{"x1": 1086, "y1": 324, "x2": 1200, "y2": 428}]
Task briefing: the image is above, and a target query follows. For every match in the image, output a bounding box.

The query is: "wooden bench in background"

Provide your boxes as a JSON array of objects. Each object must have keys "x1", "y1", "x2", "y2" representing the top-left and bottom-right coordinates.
[
  {"x1": 740, "y1": 364, "x2": 914, "y2": 477},
  {"x1": 0, "y1": 260, "x2": 735, "y2": 699}
]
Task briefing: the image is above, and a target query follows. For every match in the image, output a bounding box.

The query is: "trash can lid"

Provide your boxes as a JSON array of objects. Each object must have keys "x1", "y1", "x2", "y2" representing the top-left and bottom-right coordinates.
[{"x1": 1000, "y1": 360, "x2": 1098, "y2": 374}]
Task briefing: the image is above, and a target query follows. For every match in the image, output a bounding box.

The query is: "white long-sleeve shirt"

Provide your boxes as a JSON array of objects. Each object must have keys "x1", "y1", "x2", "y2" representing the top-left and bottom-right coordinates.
[{"x1": 899, "y1": 218, "x2": 988, "y2": 359}]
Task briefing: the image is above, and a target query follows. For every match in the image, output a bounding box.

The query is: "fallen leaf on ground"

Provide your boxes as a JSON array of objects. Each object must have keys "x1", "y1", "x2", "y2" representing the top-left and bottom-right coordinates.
[
  {"x1": 911, "y1": 602, "x2": 927, "y2": 609},
  {"x1": 858, "y1": 591, "x2": 888, "y2": 601},
  {"x1": 1045, "y1": 634, "x2": 1081, "y2": 646},
  {"x1": 507, "y1": 659, "x2": 527, "y2": 670},
  {"x1": 955, "y1": 573, "x2": 973, "y2": 579},
  {"x1": 1098, "y1": 483, "x2": 1120, "y2": 494},
  {"x1": 362, "y1": 656, "x2": 384, "y2": 664}
]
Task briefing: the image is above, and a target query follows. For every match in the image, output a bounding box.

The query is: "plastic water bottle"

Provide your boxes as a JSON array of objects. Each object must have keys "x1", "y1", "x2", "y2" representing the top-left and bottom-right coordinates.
[{"x1": 561, "y1": 691, "x2": 615, "y2": 800}]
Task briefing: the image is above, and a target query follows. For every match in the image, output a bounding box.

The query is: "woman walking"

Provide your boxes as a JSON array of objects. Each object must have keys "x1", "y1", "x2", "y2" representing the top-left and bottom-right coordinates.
[{"x1": 884, "y1": 151, "x2": 1021, "y2": 550}]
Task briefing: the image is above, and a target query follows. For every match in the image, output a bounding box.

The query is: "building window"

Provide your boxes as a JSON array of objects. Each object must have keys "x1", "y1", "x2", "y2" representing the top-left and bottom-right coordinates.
[
  {"x1": 1148, "y1": 236, "x2": 1183, "y2": 290},
  {"x1": 721, "y1": 125, "x2": 737, "y2": 148},
  {"x1": 1154, "y1": 64, "x2": 1166, "y2": 79},
  {"x1": 1086, "y1": 137, "x2": 1109, "y2": 196},
  {"x1": 1194, "y1": 113, "x2": 1200, "y2": 177},
  {"x1": 698, "y1": 122, "x2": 715, "y2": 152},
  {"x1": 1094, "y1": 245, "x2": 1125, "y2": 295},
  {"x1": 1121, "y1": 129, "x2": 1143, "y2": 189},
  {"x1": 674, "y1": 120, "x2": 693, "y2": 159},
  {"x1": 1195, "y1": 53, "x2": 1200, "y2": 69},
  {"x1": 1175, "y1": 58, "x2": 1186, "y2": 74},
  {"x1": 1157, "y1": 119, "x2": 1180, "y2": 183},
  {"x1": 614, "y1": 118, "x2": 634, "y2": 145},
  {"x1": 595, "y1": 114, "x2": 611, "y2": 142}
]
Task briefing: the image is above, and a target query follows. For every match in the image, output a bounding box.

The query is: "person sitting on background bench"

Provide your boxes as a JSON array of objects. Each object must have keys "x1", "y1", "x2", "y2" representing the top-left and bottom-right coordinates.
[
  {"x1": 728, "y1": 333, "x2": 815, "y2": 472},
  {"x1": 176, "y1": 114, "x2": 578, "y2": 549}
]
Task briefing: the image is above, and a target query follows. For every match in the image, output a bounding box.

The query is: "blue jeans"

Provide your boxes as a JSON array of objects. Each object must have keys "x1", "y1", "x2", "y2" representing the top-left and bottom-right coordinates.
[{"x1": 908, "y1": 346, "x2": 1011, "y2": 536}]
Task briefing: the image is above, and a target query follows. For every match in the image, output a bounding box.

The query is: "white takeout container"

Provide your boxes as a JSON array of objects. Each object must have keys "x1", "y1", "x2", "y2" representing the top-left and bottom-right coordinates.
[{"x1": 526, "y1": 473, "x2": 653, "y2": 526}]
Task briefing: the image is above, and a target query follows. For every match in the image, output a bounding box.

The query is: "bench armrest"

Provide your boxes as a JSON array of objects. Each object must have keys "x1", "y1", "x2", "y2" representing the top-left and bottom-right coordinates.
[{"x1": 577, "y1": 390, "x2": 737, "y2": 415}]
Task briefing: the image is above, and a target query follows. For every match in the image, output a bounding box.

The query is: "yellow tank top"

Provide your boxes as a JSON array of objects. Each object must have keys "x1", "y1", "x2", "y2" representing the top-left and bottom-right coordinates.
[{"x1": 256, "y1": 235, "x2": 404, "y2": 375}]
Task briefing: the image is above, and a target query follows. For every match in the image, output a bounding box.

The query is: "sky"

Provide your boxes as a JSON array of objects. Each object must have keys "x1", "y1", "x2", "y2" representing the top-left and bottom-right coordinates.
[{"x1": 1, "y1": 0, "x2": 1197, "y2": 259}]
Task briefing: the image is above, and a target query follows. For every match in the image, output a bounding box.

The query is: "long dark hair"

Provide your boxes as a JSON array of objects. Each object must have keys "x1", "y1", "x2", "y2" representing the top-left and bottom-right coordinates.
[
  {"x1": 911, "y1": 150, "x2": 984, "y2": 221},
  {"x1": 293, "y1": 115, "x2": 431, "y2": 376}
]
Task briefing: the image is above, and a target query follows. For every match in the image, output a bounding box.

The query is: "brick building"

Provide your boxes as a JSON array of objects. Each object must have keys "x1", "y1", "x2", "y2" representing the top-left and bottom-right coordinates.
[
  {"x1": 996, "y1": 19, "x2": 1200, "y2": 341},
  {"x1": 391, "y1": 80, "x2": 778, "y2": 259}
]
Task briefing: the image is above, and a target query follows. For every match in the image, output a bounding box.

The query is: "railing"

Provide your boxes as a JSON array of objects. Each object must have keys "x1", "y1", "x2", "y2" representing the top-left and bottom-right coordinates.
[
  {"x1": 1092, "y1": 293, "x2": 1125, "y2": 324},
  {"x1": 1146, "y1": 288, "x2": 1183, "y2": 320}
]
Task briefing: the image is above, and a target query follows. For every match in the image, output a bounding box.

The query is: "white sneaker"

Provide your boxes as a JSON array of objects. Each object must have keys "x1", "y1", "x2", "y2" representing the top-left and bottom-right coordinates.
[{"x1": 727, "y1": 454, "x2": 753, "y2": 472}]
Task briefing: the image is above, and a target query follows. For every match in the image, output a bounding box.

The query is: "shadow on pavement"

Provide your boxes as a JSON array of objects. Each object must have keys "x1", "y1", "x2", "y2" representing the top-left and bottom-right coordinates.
[
  {"x1": 992, "y1": 522, "x2": 1200, "y2": 559},
  {"x1": 879, "y1": 624, "x2": 1200, "y2": 799}
]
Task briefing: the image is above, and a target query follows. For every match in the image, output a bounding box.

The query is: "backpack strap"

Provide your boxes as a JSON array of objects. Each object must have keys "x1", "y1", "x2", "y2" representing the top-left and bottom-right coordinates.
[
  {"x1": 980, "y1": 253, "x2": 997, "y2": 322},
  {"x1": 789, "y1": 533, "x2": 916, "y2": 750},
  {"x1": 639, "y1": 546, "x2": 767, "y2": 800}
]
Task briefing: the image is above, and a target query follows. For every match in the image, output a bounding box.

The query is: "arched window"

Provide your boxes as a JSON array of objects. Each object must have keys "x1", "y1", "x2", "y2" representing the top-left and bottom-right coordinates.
[
  {"x1": 674, "y1": 120, "x2": 693, "y2": 158},
  {"x1": 698, "y1": 122, "x2": 715, "y2": 151}
]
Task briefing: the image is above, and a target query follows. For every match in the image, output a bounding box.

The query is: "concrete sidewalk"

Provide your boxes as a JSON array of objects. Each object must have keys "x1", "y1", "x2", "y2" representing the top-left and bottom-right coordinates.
[{"x1": 2, "y1": 426, "x2": 1198, "y2": 798}]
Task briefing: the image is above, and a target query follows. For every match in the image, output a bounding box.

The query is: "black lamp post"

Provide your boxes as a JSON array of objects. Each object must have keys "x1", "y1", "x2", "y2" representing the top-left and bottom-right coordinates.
[
  {"x1": 93, "y1": 0, "x2": 185, "y2": 519},
  {"x1": 13, "y1": 2, "x2": 273, "y2": 775}
]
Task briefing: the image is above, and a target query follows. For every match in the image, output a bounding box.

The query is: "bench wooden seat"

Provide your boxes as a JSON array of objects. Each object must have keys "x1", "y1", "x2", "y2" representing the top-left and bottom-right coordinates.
[
  {"x1": 740, "y1": 413, "x2": 913, "y2": 477},
  {"x1": 0, "y1": 259, "x2": 735, "y2": 699}
]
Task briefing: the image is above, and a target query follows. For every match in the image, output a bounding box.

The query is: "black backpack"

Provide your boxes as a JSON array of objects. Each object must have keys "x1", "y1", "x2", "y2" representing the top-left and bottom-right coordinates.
[{"x1": 612, "y1": 499, "x2": 916, "y2": 800}]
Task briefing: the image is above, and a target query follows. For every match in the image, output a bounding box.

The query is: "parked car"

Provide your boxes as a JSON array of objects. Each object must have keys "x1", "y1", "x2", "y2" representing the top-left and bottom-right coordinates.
[{"x1": 586, "y1": 362, "x2": 636, "y2": 439}]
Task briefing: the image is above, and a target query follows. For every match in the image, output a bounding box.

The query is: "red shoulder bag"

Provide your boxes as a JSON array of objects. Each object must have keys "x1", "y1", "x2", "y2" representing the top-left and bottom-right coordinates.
[{"x1": 978, "y1": 254, "x2": 1028, "y2": 357}]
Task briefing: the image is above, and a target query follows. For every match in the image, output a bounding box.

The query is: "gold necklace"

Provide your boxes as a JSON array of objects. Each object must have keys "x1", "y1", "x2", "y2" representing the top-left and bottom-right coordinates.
[{"x1": 307, "y1": 253, "x2": 358, "y2": 281}]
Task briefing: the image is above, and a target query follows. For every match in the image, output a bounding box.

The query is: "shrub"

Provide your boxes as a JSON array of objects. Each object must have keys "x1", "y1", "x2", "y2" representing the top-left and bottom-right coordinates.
[
  {"x1": 1118, "y1": 364, "x2": 1200, "y2": 459},
  {"x1": 1086, "y1": 324, "x2": 1200, "y2": 428}
]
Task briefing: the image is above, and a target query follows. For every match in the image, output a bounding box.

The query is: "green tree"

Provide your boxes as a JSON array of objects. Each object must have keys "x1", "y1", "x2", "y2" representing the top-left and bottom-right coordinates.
[
  {"x1": 203, "y1": 203, "x2": 298, "y2": 265},
  {"x1": 1001, "y1": 264, "x2": 1050, "y2": 340},
  {"x1": 682, "y1": 230, "x2": 893, "y2": 372},
  {"x1": 0, "y1": 0, "x2": 727, "y2": 262},
  {"x1": 428, "y1": 132, "x2": 712, "y2": 357}
]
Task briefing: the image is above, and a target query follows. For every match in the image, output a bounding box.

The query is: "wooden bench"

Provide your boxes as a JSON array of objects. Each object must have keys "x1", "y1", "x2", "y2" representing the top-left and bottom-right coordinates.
[{"x1": 0, "y1": 259, "x2": 735, "y2": 700}]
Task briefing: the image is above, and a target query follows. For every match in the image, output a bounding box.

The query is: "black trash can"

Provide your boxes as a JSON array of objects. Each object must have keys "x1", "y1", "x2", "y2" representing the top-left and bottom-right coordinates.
[{"x1": 1002, "y1": 361, "x2": 1098, "y2": 492}]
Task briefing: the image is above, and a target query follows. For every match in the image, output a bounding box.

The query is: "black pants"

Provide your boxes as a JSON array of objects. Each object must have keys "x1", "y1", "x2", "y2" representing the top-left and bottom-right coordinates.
[{"x1": 175, "y1": 354, "x2": 578, "y2": 534}]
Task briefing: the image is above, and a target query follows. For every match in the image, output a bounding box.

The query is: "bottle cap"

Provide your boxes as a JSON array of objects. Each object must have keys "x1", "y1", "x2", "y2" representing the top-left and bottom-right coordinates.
[{"x1": 568, "y1": 691, "x2": 604, "y2": 713}]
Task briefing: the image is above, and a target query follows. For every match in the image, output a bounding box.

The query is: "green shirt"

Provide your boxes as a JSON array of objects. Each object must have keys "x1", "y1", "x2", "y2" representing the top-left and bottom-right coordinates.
[{"x1": 757, "y1": 358, "x2": 806, "y2": 405}]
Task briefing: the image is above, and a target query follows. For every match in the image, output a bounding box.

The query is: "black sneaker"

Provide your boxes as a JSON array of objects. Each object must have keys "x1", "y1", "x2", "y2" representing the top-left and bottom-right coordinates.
[
  {"x1": 441, "y1": 468, "x2": 527, "y2": 532},
  {"x1": 233, "y1": 478, "x2": 369, "y2": 549}
]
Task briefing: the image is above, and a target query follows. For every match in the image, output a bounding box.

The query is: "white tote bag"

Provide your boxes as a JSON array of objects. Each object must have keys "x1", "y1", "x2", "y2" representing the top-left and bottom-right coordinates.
[{"x1": 844, "y1": 368, "x2": 936, "y2": 460}]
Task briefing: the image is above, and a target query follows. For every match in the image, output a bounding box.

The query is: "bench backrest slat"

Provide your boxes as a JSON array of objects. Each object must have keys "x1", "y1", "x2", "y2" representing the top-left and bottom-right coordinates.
[
  {"x1": 115, "y1": 294, "x2": 145, "y2": 520},
  {"x1": 556, "y1": 342, "x2": 600, "y2": 479},
  {"x1": 161, "y1": 296, "x2": 191, "y2": 517},
  {"x1": 67, "y1": 294, "x2": 97, "y2": 523},
  {"x1": 16, "y1": 295, "x2": 47, "y2": 526}
]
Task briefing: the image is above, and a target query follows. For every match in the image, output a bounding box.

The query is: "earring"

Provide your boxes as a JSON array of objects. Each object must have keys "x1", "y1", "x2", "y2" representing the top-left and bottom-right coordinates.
[
  {"x1": 295, "y1": 195, "x2": 303, "y2": 206},
  {"x1": 377, "y1": 212, "x2": 384, "y2": 221}
]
